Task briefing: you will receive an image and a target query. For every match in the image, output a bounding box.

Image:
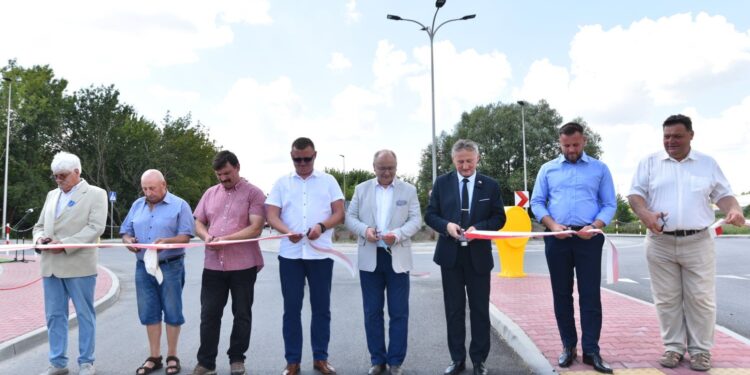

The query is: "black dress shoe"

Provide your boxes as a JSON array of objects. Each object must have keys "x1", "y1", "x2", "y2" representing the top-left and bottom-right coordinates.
[
  {"x1": 558, "y1": 347, "x2": 577, "y2": 367},
  {"x1": 582, "y1": 353, "x2": 613, "y2": 374},
  {"x1": 473, "y1": 362, "x2": 488, "y2": 375},
  {"x1": 444, "y1": 360, "x2": 466, "y2": 375},
  {"x1": 368, "y1": 364, "x2": 386, "y2": 375}
]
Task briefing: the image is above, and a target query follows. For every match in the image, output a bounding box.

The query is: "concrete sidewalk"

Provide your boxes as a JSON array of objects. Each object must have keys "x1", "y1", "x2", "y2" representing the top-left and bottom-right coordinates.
[
  {"x1": 489, "y1": 273, "x2": 750, "y2": 374},
  {"x1": 0, "y1": 253, "x2": 120, "y2": 360}
]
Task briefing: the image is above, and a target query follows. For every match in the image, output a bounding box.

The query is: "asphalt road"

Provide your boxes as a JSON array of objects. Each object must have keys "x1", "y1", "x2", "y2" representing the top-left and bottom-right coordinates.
[
  {"x1": 520, "y1": 235, "x2": 750, "y2": 339},
  {"x1": 1, "y1": 242, "x2": 532, "y2": 375}
]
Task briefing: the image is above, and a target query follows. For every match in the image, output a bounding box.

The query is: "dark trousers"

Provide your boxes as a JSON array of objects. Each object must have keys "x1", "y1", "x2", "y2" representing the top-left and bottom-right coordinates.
[
  {"x1": 360, "y1": 248, "x2": 410, "y2": 366},
  {"x1": 544, "y1": 235, "x2": 605, "y2": 354},
  {"x1": 440, "y1": 247, "x2": 491, "y2": 364},
  {"x1": 279, "y1": 256, "x2": 334, "y2": 364},
  {"x1": 197, "y1": 267, "x2": 258, "y2": 370}
]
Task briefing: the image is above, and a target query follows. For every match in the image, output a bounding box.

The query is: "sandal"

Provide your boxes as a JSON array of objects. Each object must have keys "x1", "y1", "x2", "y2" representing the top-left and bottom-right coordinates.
[
  {"x1": 136, "y1": 356, "x2": 163, "y2": 375},
  {"x1": 166, "y1": 355, "x2": 181, "y2": 375}
]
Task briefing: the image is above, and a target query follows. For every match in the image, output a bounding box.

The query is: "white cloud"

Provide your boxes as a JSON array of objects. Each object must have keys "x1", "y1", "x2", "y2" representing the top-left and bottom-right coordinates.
[
  {"x1": 327, "y1": 52, "x2": 352, "y2": 71},
  {"x1": 514, "y1": 12, "x2": 750, "y2": 193},
  {"x1": 378, "y1": 40, "x2": 512, "y2": 134},
  {"x1": 345, "y1": 0, "x2": 361, "y2": 24},
  {"x1": 0, "y1": 0, "x2": 273, "y2": 88}
]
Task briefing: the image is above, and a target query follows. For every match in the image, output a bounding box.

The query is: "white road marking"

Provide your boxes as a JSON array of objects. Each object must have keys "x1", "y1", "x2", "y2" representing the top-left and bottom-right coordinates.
[{"x1": 716, "y1": 275, "x2": 749, "y2": 280}]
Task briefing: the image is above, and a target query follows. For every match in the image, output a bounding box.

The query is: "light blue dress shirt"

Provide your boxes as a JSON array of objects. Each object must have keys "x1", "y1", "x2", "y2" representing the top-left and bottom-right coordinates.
[
  {"x1": 120, "y1": 192, "x2": 195, "y2": 261},
  {"x1": 530, "y1": 152, "x2": 616, "y2": 227}
]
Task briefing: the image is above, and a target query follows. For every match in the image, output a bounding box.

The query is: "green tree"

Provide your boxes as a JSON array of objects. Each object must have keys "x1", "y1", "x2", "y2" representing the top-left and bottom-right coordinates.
[
  {"x1": 417, "y1": 100, "x2": 603, "y2": 212},
  {"x1": 1, "y1": 61, "x2": 71, "y2": 230},
  {"x1": 156, "y1": 113, "x2": 218, "y2": 209},
  {"x1": 614, "y1": 193, "x2": 636, "y2": 223},
  {"x1": 326, "y1": 168, "x2": 375, "y2": 201}
]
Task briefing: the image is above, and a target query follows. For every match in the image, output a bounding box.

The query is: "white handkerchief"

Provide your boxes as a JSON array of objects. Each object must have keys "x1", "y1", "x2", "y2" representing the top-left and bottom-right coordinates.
[{"x1": 144, "y1": 249, "x2": 164, "y2": 284}]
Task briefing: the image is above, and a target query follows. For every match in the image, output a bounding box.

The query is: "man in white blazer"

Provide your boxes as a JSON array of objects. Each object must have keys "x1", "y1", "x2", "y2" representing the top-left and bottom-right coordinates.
[
  {"x1": 33, "y1": 152, "x2": 108, "y2": 375},
  {"x1": 345, "y1": 150, "x2": 421, "y2": 375}
]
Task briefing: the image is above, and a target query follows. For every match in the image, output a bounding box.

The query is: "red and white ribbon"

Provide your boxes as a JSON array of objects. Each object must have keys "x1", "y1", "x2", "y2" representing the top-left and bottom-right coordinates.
[
  {"x1": 709, "y1": 219, "x2": 750, "y2": 237},
  {"x1": 466, "y1": 229, "x2": 620, "y2": 284}
]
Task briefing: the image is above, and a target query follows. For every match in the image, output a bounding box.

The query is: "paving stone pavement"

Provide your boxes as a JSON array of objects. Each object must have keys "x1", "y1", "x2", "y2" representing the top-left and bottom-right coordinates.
[
  {"x1": 0, "y1": 256, "x2": 115, "y2": 358},
  {"x1": 489, "y1": 274, "x2": 750, "y2": 374}
]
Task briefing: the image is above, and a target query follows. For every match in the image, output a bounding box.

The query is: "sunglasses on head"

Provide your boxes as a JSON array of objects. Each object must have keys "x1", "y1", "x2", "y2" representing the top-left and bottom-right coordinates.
[{"x1": 292, "y1": 157, "x2": 314, "y2": 164}]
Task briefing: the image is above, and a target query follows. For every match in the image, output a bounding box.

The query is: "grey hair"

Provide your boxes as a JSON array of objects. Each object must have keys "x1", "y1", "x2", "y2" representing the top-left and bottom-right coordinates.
[
  {"x1": 373, "y1": 149, "x2": 397, "y2": 163},
  {"x1": 51, "y1": 152, "x2": 81, "y2": 174},
  {"x1": 141, "y1": 169, "x2": 165, "y2": 183},
  {"x1": 451, "y1": 139, "x2": 480, "y2": 157}
]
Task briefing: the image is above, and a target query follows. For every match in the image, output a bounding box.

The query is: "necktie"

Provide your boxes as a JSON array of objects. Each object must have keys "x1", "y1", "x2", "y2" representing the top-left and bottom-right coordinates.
[{"x1": 461, "y1": 178, "x2": 470, "y2": 228}]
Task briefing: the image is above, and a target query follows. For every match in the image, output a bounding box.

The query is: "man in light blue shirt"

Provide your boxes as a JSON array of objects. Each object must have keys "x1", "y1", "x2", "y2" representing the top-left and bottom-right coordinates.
[
  {"x1": 121, "y1": 169, "x2": 194, "y2": 375},
  {"x1": 530, "y1": 122, "x2": 616, "y2": 374}
]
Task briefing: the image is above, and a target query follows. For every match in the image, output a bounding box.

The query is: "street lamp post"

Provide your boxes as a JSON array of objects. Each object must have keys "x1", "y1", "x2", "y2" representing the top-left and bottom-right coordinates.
[
  {"x1": 339, "y1": 154, "x2": 346, "y2": 200},
  {"x1": 2, "y1": 77, "x2": 14, "y2": 243},
  {"x1": 517, "y1": 100, "x2": 529, "y2": 193},
  {"x1": 387, "y1": 1, "x2": 476, "y2": 183}
]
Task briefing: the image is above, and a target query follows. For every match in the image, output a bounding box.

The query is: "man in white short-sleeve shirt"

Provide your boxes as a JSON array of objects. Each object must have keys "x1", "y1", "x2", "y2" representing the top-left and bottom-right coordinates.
[
  {"x1": 266, "y1": 137, "x2": 345, "y2": 375},
  {"x1": 628, "y1": 114, "x2": 746, "y2": 371}
]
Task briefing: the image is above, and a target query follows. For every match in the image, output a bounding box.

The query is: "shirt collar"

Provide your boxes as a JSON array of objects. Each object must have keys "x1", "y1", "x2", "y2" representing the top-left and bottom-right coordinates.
[
  {"x1": 660, "y1": 149, "x2": 698, "y2": 162},
  {"x1": 293, "y1": 169, "x2": 321, "y2": 180},
  {"x1": 555, "y1": 151, "x2": 590, "y2": 164},
  {"x1": 376, "y1": 179, "x2": 395, "y2": 190},
  {"x1": 60, "y1": 179, "x2": 84, "y2": 195},
  {"x1": 221, "y1": 178, "x2": 247, "y2": 191},
  {"x1": 456, "y1": 171, "x2": 477, "y2": 184}
]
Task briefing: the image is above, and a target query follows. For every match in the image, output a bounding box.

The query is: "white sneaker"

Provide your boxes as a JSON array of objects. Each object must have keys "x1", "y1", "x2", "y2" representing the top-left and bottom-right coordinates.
[
  {"x1": 78, "y1": 363, "x2": 96, "y2": 375},
  {"x1": 40, "y1": 365, "x2": 69, "y2": 375}
]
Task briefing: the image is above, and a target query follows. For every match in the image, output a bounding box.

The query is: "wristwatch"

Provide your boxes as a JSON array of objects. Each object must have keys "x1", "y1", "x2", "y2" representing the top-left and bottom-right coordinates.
[{"x1": 318, "y1": 222, "x2": 327, "y2": 233}]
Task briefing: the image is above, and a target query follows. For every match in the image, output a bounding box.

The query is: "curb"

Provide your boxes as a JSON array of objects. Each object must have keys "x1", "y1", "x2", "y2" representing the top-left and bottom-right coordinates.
[
  {"x1": 0, "y1": 265, "x2": 121, "y2": 361},
  {"x1": 489, "y1": 304, "x2": 556, "y2": 374}
]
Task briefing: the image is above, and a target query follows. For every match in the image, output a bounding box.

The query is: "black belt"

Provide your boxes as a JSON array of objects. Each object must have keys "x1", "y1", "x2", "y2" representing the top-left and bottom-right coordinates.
[
  {"x1": 565, "y1": 225, "x2": 586, "y2": 231},
  {"x1": 662, "y1": 228, "x2": 706, "y2": 237},
  {"x1": 158, "y1": 254, "x2": 184, "y2": 265}
]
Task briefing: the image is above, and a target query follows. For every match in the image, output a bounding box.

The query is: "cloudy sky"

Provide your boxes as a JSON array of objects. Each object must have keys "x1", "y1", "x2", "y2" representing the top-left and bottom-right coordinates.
[{"x1": 2, "y1": 0, "x2": 749, "y2": 196}]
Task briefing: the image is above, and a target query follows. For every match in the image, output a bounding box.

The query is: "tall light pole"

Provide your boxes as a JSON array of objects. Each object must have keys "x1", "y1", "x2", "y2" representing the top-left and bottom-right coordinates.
[
  {"x1": 517, "y1": 100, "x2": 529, "y2": 193},
  {"x1": 2, "y1": 77, "x2": 14, "y2": 243},
  {"x1": 387, "y1": 0, "x2": 476, "y2": 183},
  {"x1": 339, "y1": 154, "x2": 346, "y2": 200}
]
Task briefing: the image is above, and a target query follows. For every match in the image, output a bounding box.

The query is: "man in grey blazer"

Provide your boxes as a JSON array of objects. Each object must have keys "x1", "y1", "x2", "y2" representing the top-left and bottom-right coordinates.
[
  {"x1": 33, "y1": 152, "x2": 108, "y2": 375},
  {"x1": 345, "y1": 150, "x2": 421, "y2": 375}
]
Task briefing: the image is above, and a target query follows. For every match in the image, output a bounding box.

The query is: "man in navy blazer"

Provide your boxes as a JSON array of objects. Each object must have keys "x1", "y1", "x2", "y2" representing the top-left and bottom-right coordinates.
[{"x1": 425, "y1": 139, "x2": 505, "y2": 375}]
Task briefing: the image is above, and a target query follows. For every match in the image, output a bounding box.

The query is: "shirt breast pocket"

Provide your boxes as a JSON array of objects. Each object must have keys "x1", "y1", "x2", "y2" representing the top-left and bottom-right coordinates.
[{"x1": 690, "y1": 175, "x2": 712, "y2": 194}]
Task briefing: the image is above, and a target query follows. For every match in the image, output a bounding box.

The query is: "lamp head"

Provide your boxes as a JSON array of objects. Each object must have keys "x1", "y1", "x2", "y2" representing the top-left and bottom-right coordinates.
[
  {"x1": 517, "y1": 100, "x2": 529, "y2": 106},
  {"x1": 387, "y1": 14, "x2": 402, "y2": 21},
  {"x1": 436, "y1": 0, "x2": 446, "y2": 8},
  {"x1": 461, "y1": 14, "x2": 476, "y2": 20}
]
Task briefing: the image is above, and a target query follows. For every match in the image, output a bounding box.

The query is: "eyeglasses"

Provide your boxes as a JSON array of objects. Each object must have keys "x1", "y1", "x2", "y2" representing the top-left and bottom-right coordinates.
[
  {"x1": 375, "y1": 166, "x2": 396, "y2": 172},
  {"x1": 292, "y1": 157, "x2": 314, "y2": 164},
  {"x1": 658, "y1": 212, "x2": 668, "y2": 231},
  {"x1": 50, "y1": 173, "x2": 70, "y2": 181}
]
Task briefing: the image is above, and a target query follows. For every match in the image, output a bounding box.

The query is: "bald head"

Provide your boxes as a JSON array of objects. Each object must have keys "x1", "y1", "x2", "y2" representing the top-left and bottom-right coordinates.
[
  {"x1": 373, "y1": 149, "x2": 397, "y2": 186},
  {"x1": 141, "y1": 169, "x2": 167, "y2": 205}
]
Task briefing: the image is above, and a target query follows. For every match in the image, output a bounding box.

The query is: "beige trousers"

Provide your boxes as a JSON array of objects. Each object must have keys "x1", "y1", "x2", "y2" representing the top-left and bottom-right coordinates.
[{"x1": 646, "y1": 230, "x2": 715, "y2": 355}]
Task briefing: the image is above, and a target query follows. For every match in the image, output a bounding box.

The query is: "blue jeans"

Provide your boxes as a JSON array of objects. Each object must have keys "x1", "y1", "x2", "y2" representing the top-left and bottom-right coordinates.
[
  {"x1": 135, "y1": 257, "x2": 185, "y2": 325},
  {"x1": 360, "y1": 248, "x2": 410, "y2": 366},
  {"x1": 43, "y1": 275, "x2": 97, "y2": 368},
  {"x1": 278, "y1": 256, "x2": 333, "y2": 364}
]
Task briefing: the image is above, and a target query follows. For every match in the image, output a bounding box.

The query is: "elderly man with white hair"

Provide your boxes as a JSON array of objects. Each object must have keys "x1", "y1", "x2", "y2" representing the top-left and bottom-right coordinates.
[
  {"x1": 33, "y1": 151, "x2": 108, "y2": 375},
  {"x1": 121, "y1": 169, "x2": 194, "y2": 375}
]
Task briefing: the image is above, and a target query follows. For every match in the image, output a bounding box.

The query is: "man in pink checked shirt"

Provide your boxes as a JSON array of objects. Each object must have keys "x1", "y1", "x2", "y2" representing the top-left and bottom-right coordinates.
[{"x1": 190, "y1": 150, "x2": 266, "y2": 375}]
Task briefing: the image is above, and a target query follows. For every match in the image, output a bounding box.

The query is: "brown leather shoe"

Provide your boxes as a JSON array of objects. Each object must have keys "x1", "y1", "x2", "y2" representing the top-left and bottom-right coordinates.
[
  {"x1": 281, "y1": 363, "x2": 300, "y2": 375},
  {"x1": 313, "y1": 360, "x2": 336, "y2": 374}
]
